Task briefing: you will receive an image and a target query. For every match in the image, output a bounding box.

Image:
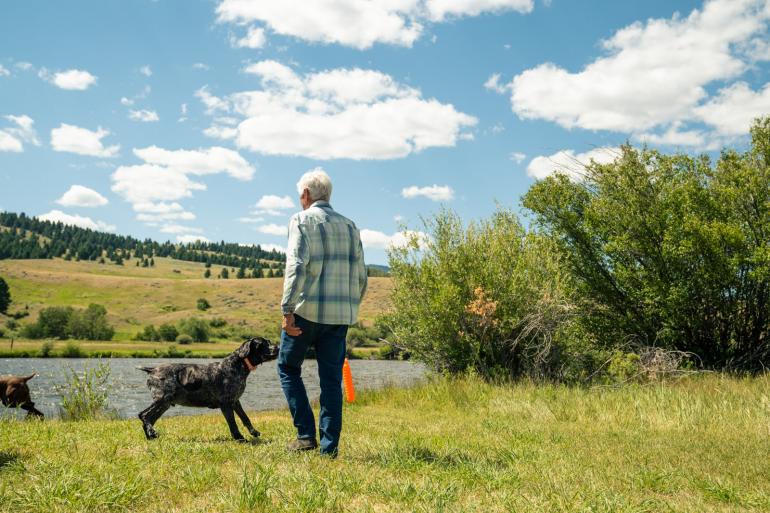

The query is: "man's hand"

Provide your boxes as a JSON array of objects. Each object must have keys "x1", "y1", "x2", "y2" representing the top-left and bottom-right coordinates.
[{"x1": 282, "y1": 313, "x2": 302, "y2": 337}]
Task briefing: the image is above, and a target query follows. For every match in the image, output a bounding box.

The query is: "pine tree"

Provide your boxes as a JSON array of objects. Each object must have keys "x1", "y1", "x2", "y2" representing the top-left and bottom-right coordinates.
[
  {"x1": 0, "y1": 276, "x2": 11, "y2": 314},
  {"x1": 220, "y1": 268, "x2": 229, "y2": 279},
  {"x1": 236, "y1": 266, "x2": 246, "y2": 279},
  {"x1": 204, "y1": 269, "x2": 211, "y2": 278}
]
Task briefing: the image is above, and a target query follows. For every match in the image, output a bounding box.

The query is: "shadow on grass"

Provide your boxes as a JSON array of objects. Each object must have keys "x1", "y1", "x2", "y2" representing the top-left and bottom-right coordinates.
[{"x1": 0, "y1": 450, "x2": 21, "y2": 471}]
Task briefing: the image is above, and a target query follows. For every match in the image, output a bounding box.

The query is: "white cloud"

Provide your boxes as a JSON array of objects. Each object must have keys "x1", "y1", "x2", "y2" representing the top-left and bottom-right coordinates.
[
  {"x1": 120, "y1": 97, "x2": 134, "y2": 106},
  {"x1": 360, "y1": 229, "x2": 430, "y2": 250},
  {"x1": 0, "y1": 65, "x2": 9, "y2": 77},
  {"x1": 253, "y1": 194, "x2": 295, "y2": 215},
  {"x1": 207, "y1": 60, "x2": 476, "y2": 159},
  {"x1": 526, "y1": 147, "x2": 621, "y2": 181},
  {"x1": 426, "y1": 0, "x2": 533, "y2": 21},
  {"x1": 238, "y1": 216, "x2": 265, "y2": 224},
  {"x1": 50, "y1": 124, "x2": 119, "y2": 157},
  {"x1": 0, "y1": 115, "x2": 39, "y2": 152},
  {"x1": 510, "y1": 151, "x2": 526, "y2": 163},
  {"x1": 256, "y1": 223, "x2": 288, "y2": 236},
  {"x1": 636, "y1": 123, "x2": 708, "y2": 148},
  {"x1": 15, "y1": 62, "x2": 33, "y2": 71},
  {"x1": 0, "y1": 131, "x2": 22, "y2": 152},
  {"x1": 43, "y1": 69, "x2": 98, "y2": 90},
  {"x1": 133, "y1": 146, "x2": 255, "y2": 180},
  {"x1": 504, "y1": 0, "x2": 770, "y2": 137},
  {"x1": 196, "y1": 85, "x2": 230, "y2": 114},
  {"x1": 177, "y1": 234, "x2": 210, "y2": 244},
  {"x1": 129, "y1": 109, "x2": 160, "y2": 122},
  {"x1": 401, "y1": 184, "x2": 454, "y2": 201},
  {"x1": 216, "y1": 0, "x2": 533, "y2": 49},
  {"x1": 139, "y1": 65, "x2": 152, "y2": 77},
  {"x1": 112, "y1": 164, "x2": 206, "y2": 204},
  {"x1": 484, "y1": 73, "x2": 508, "y2": 94},
  {"x1": 193, "y1": 62, "x2": 210, "y2": 70},
  {"x1": 37, "y1": 210, "x2": 115, "y2": 232},
  {"x1": 233, "y1": 26, "x2": 267, "y2": 48},
  {"x1": 56, "y1": 185, "x2": 109, "y2": 208},
  {"x1": 693, "y1": 82, "x2": 770, "y2": 137}
]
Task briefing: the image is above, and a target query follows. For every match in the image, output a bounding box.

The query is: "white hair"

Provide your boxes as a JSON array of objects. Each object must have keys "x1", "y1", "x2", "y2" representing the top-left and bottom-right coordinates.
[{"x1": 296, "y1": 167, "x2": 332, "y2": 202}]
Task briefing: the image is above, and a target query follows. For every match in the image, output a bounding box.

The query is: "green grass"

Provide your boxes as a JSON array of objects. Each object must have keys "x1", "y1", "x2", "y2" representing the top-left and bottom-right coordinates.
[
  {"x1": 0, "y1": 257, "x2": 392, "y2": 342},
  {"x1": 1, "y1": 374, "x2": 768, "y2": 512}
]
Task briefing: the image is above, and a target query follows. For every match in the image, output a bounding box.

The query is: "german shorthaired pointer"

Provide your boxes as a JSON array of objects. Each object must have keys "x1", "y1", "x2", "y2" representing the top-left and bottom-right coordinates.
[
  {"x1": 138, "y1": 337, "x2": 278, "y2": 441},
  {"x1": 1, "y1": 374, "x2": 44, "y2": 418}
]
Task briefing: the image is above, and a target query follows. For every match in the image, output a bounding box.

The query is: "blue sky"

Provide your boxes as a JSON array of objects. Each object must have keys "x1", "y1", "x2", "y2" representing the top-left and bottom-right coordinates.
[{"x1": 1, "y1": 0, "x2": 769, "y2": 264}]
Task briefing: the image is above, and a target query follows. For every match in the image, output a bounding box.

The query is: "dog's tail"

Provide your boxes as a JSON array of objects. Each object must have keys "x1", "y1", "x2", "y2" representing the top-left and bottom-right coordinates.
[
  {"x1": 136, "y1": 366, "x2": 156, "y2": 373},
  {"x1": 21, "y1": 373, "x2": 37, "y2": 382}
]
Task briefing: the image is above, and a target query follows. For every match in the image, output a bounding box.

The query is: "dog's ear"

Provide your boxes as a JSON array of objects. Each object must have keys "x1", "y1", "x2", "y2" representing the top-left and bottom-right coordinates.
[{"x1": 236, "y1": 340, "x2": 252, "y2": 358}]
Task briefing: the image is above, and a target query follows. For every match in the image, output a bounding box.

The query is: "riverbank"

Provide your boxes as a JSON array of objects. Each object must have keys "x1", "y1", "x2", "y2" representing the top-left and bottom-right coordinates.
[
  {"x1": 0, "y1": 338, "x2": 384, "y2": 359},
  {"x1": 1, "y1": 374, "x2": 768, "y2": 512}
]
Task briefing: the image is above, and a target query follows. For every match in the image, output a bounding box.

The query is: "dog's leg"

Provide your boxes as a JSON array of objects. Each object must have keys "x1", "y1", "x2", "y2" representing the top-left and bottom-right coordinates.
[
  {"x1": 139, "y1": 400, "x2": 171, "y2": 440},
  {"x1": 233, "y1": 400, "x2": 260, "y2": 438},
  {"x1": 21, "y1": 402, "x2": 44, "y2": 419},
  {"x1": 220, "y1": 404, "x2": 245, "y2": 441}
]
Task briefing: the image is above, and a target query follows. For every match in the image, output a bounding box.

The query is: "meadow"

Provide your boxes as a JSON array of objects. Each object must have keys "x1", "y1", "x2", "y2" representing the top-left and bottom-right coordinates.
[
  {"x1": 1, "y1": 373, "x2": 768, "y2": 512},
  {"x1": 0, "y1": 257, "x2": 391, "y2": 356}
]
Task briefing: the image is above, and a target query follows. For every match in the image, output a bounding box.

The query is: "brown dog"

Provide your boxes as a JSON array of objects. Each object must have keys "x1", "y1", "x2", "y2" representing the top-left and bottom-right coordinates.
[{"x1": 0, "y1": 374, "x2": 44, "y2": 418}]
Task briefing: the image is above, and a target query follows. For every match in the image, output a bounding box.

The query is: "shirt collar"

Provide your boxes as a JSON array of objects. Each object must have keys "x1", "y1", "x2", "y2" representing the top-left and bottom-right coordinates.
[{"x1": 310, "y1": 200, "x2": 332, "y2": 209}]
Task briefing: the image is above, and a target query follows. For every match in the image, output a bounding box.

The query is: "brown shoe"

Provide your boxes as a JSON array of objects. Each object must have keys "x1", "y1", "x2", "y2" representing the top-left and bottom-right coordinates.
[{"x1": 287, "y1": 438, "x2": 318, "y2": 452}]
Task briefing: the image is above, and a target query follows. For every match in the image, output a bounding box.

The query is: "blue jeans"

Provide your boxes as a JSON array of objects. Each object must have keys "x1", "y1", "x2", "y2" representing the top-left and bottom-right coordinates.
[{"x1": 277, "y1": 315, "x2": 348, "y2": 455}]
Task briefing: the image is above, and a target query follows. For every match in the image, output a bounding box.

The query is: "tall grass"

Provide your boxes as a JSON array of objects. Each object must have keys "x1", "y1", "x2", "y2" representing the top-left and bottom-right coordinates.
[{"x1": 56, "y1": 362, "x2": 114, "y2": 421}]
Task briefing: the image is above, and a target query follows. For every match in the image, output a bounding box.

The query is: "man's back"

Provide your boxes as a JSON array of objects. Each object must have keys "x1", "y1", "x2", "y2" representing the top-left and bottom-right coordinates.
[{"x1": 281, "y1": 200, "x2": 367, "y2": 326}]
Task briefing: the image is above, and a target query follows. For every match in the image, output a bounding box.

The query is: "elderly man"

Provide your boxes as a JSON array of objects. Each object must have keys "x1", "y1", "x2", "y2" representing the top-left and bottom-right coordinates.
[{"x1": 278, "y1": 169, "x2": 367, "y2": 457}]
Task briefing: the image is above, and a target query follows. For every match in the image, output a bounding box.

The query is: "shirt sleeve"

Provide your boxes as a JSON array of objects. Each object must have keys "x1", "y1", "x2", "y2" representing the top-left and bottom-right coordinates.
[
  {"x1": 281, "y1": 215, "x2": 308, "y2": 314},
  {"x1": 354, "y1": 227, "x2": 368, "y2": 302}
]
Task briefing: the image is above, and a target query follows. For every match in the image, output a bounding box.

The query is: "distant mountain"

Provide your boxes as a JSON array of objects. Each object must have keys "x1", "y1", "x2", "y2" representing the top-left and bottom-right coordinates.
[
  {"x1": 366, "y1": 264, "x2": 390, "y2": 277},
  {"x1": 0, "y1": 211, "x2": 286, "y2": 270}
]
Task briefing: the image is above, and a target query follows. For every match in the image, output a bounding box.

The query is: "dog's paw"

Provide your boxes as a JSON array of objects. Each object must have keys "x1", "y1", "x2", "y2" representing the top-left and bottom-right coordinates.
[{"x1": 249, "y1": 429, "x2": 261, "y2": 438}]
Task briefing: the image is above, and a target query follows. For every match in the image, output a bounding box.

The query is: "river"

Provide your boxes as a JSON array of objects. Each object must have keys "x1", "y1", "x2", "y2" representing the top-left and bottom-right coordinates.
[{"x1": 0, "y1": 358, "x2": 426, "y2": 419}]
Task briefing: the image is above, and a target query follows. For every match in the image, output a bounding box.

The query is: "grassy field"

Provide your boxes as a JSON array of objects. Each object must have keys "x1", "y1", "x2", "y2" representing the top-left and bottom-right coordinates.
[
  {"x1": 0, "y1": 257, "x2": 392, "y2": 349},
  {"x1": 1, "y1": 374, "x2": 768, "y2": 512}
]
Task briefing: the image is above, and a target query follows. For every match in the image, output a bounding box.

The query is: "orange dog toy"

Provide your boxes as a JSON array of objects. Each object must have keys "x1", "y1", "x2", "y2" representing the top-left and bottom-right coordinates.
[{"x1": 342, "y1": 358, "x2": 355, "y2": 403}]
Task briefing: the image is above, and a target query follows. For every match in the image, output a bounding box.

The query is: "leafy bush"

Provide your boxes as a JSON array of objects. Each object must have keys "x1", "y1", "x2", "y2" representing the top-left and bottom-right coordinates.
[
  {"x1": 384, "y1": 208, "x2": 579, "y2": 381},
  {"x1": 134, "y1": 324, "x2": 160, "y2": 342},
  {"x1": 5, "y1": 318, "x2": 18, "y2": 330},
  {"x1": 39, "y1": 340, "x2": 54, "y2": 357},
  {"x1": 158, "y1": 323, "x2": 179, "y2": 342},
  {"x1": 61, "y1": 341, "x2": 84, "y2": 358},
  {"x1": 522, "y1": 117, "x2": 770, "y2": 370},
  {"x1": 0, "y1": 276, "x2": 10, "y2": 314},
  {"x1": 67, "y1": 304, "x2": 114, "y2": 341},
  {"x1": 178, "y1": 317, "x2": 210, "y2": 342},
  {"x1": 56, "y1": 362, "x2": 113, "y2": 421},
  {"x1": 197, "y1": 298, "x2": 211, "y2": 311},
  {"x1": 31, "y1": 306, "x2": 73, "y2": 339},
  {"x1": 209, "y1": 317, "x2": 227, "y2": 328},
  {"x1": 176, "y1": 334, "x2": 193, "y2": 345}
]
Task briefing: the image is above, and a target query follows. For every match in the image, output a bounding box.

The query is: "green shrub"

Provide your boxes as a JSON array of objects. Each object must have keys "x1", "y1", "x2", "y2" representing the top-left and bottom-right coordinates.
[
  {"x1": 39, "y1": 340, "x2": 54, "y2": 357},
  {"x1": 5, "y1": 318, "x2": 19, "y2": 330},
  {"x1": 384, "y1": 208, "x2": 579, "y2": 381},
  {"x1": 0, "y1": 327, "x2": 4, "y2": 338},
  {"x1": 56, "y1": 362, "x2": 113, "y2": 421},
  {"x1": 32, "y1": 306, "x2": 74, "y2": 339},
  {"x1": 178, "y1": 317, "x2": 210, "y2": 342},
  {"x1": 19, "y1": 321, "x2": 44, "y2": 339},
  {"x1": 134, "y1": 324, "x2": 160, "y2": 341},
  {"x1": 61, "y1": 341, "x2": 84, "y2": 358},
  {"x1": 67, "y1": 304, "x2": 114, "y2": 341},
  {"x1": 176, "y1": 334, "x2": 193, "y2": 345},
  {"x1": 197, "y1": 298, "x2": 211, "y2": 311},
  {"x1": 158, "y1": 323, "x2": 179, "y2": 342},
  {"x1": 209, "y1": 317, "x2": 227, "y2": 328}
]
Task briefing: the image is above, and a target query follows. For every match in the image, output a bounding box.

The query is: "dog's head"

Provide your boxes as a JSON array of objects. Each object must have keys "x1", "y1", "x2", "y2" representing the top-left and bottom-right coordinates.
[{"x1": 237, "y1": 337, "x2": 279, "y2": 369}]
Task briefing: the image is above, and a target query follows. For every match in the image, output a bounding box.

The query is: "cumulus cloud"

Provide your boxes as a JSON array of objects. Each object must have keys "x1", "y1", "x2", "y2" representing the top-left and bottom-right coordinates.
[
  {"x1": 401, "y1": 184, "x2": 454, "y2": 201},
  {"x1": 50, "y1": 124, "x2": 119, "y2": 157},
  {"x1": 139, "y1": 65, "x2": 152, "y2": 77},
  {"x1": 216, "y1": 0, "x2": 533, "y2": 49},
  {"x1": 0, "y1": 115, "x2": 39, "y2": 152},
  {"x1": 133, "y1": 146, "x2": 255, "y2": 180},
  {"x1": 201, "y1": 60, "x2": 476, "y2": 160},
  {"x1": 37, "y1": 209, "x2": 115, "y2": 232},
  {"x1": 56, "y1": 185, "x2": 109, "y2": 208},
  {"x1": 193, "y1": 62, "x2": 210, "y2": 70},
  {"x1": 693, "y1": 82, "x2": 770, "y2": 137},
  {"x1": 41, "y1": 68, "x2": 98, "y2": 90},
  {"x1": 129, "y1": 109, "x2": 160, "y2": 122},
  {"x1": 233, "y1": 26, "x2": 267, "y2": 48},
  {"x1": 0, "y1": 65, "x2": 9, "y2": 77},
  {"x1": 510, "y1": 151, "x2": 526, "y2": 163},
  {"x1": 256, "y1": 223, "x2": 288, "y2": 236},
  {"x1": 252, "y1": 194, "x2": 295, "y2": 215},
  {"x1": 526, "y1": 147, "x2": 621, "y2": 181},
  {"x1": 497, "y1": 0, "x2": 770, "y2": 143},
  {"x1": 360, "y1": 229, "x2": 431, "y2": 250}
]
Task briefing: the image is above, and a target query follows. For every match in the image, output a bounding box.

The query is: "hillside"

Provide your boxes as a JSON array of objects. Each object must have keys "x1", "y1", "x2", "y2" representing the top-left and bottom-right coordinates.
[{"x1": 0, "y1": 257, "x2": 392, "y2": 343}]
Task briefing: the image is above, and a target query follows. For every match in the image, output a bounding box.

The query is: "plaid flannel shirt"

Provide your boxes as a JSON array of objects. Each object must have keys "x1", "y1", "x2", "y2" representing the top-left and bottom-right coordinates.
[{"x1": 281, "y1": 200, "x2": 368, "y2": 325}]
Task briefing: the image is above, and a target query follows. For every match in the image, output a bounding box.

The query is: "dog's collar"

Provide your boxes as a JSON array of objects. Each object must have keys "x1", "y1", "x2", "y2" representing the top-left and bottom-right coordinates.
[{"x1": 242, "y1": 357, "x2": 257, "y2": 372}]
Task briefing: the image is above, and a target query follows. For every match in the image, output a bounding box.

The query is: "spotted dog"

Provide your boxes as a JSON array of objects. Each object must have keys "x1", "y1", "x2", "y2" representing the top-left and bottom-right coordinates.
[
  {"x1": 138, "y1": 337, "x2": 279, "y2": 441},
  {"x1": 1, "y1": 374, "x2": 44, "y2": 418}
]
